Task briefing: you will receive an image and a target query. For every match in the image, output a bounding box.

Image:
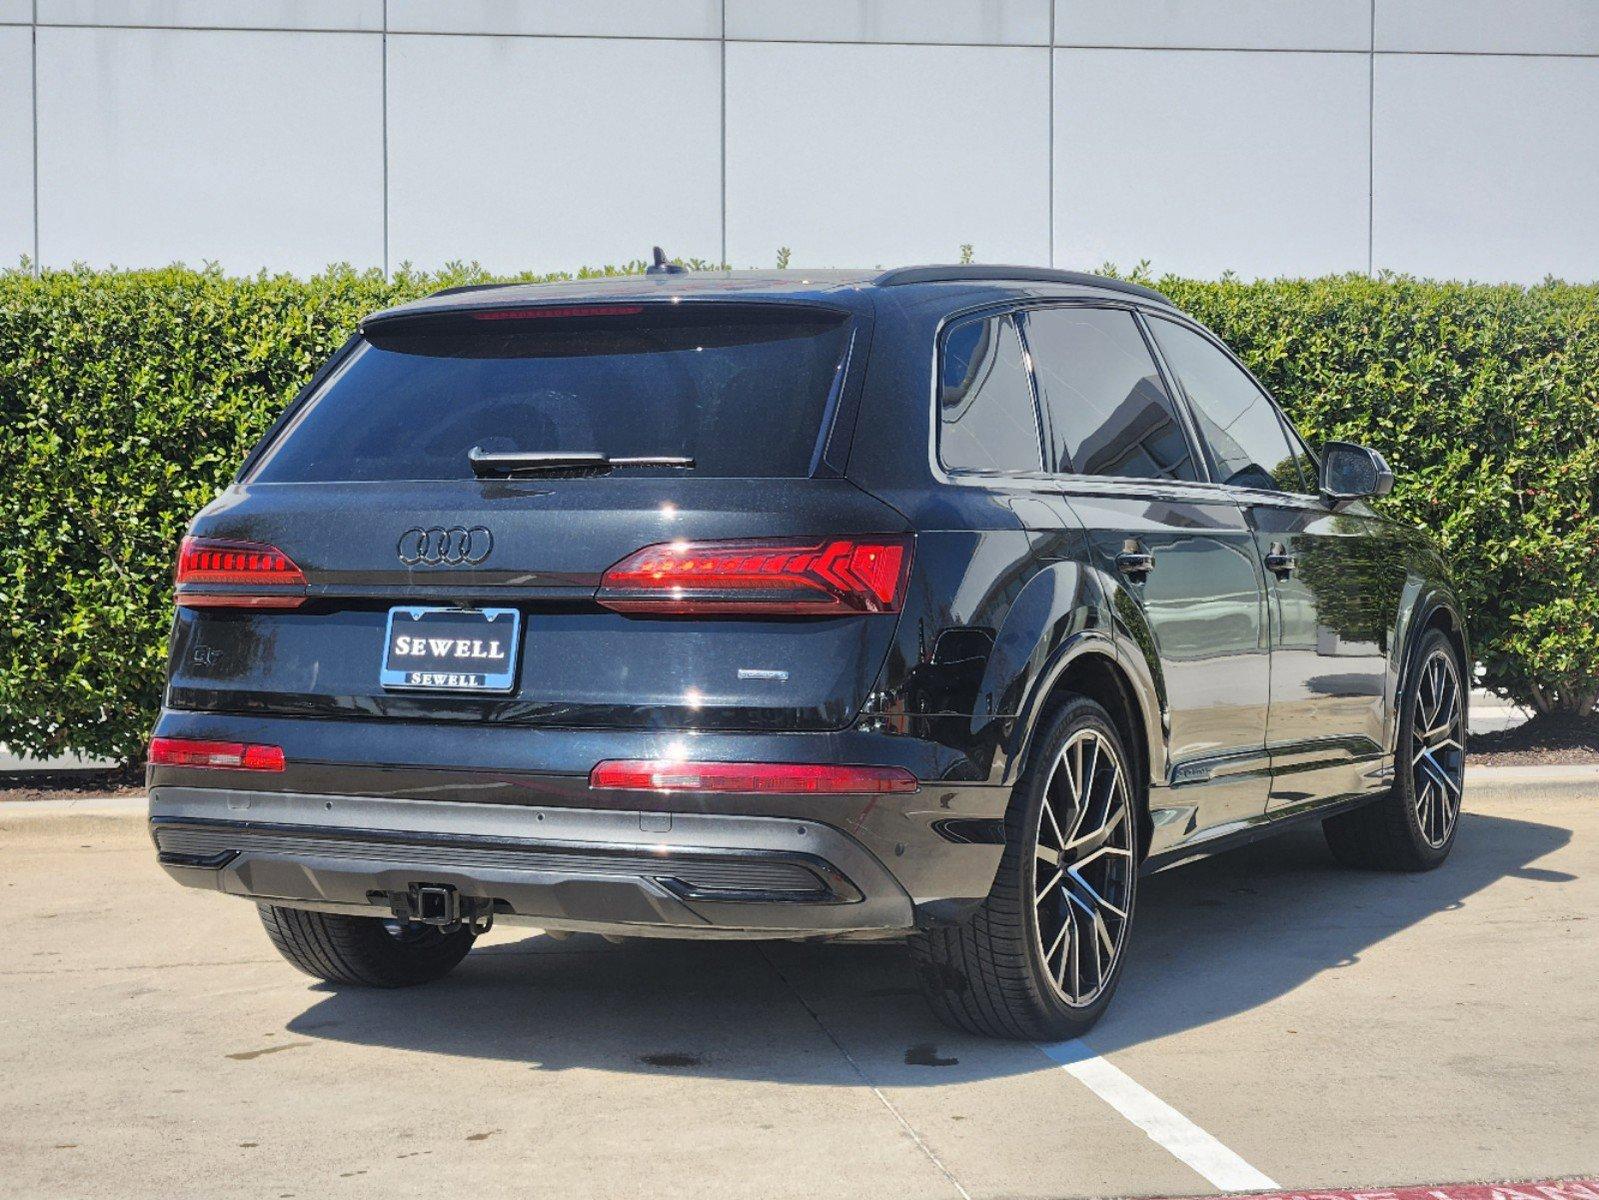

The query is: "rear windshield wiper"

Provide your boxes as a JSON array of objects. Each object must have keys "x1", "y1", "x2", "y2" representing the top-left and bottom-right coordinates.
[{"x1": 468, "y1": 448, "x2": 695, "y2": 478}]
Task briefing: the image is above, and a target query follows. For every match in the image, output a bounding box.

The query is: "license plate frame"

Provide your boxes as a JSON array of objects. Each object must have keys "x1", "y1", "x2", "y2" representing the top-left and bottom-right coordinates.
[{"x1": 380, "y1": 606, "x2": 521, "y2": 693}]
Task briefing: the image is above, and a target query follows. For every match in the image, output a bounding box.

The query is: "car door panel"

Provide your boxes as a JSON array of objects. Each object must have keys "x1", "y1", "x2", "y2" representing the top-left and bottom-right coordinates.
[
  {"x1": 1018, "y1": 304, "x2": 1273, "y2": 853},
  {"x1": 1062, "y1": 486, "x2": 1272, "y2": 851},
  {"x1": 1143, "y1": 314, "x2": 1394, "y2": 813},
  {"x1": 1249, "y1": 500, "x2": 1393, "y2": 807}
]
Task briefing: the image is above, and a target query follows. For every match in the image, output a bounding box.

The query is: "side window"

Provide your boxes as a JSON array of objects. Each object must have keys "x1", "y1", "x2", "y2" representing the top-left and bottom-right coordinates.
[
  {"x1": 1148, "y1": 317, "x2": 1308, "y2": 494},
  {"x1": 938, "y1": 312, "x2": 1044, "y2": 474},
  {"x1": 1024, "y1": 306, "x2": 1199, "y2": 483}
]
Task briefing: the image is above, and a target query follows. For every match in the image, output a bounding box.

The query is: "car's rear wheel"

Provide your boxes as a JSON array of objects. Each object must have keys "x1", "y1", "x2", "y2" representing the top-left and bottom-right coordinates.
[
  {"x1": 911, "y1": 696, "x2": 1139, "y2": 1040},
  {"x1": 1323, "y1": 627, "x2": 1466, "y2": 871},
  {"x1": 257, "y1": 904, "x2": 476, "y2": 987}
]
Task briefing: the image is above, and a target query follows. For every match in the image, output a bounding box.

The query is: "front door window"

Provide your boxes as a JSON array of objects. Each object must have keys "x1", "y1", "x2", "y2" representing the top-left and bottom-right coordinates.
[{"x1": 1147, "y1": 317, "x2": 1307, "y2": 494}]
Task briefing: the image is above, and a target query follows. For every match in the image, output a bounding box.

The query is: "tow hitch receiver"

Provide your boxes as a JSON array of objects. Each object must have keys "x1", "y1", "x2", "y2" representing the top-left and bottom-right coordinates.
[{"x1": 387, "y1": 884, "x2": 494, "y2": 933}]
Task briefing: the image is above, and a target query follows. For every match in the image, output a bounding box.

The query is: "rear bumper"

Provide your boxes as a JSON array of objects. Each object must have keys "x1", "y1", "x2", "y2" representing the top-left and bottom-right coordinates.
[
  {"x1": 146, "y1": 711, "x2": 1010, "y2": 936},
  {"x1": 149, "y1": 785, "x2": 999, "y2": 939}
]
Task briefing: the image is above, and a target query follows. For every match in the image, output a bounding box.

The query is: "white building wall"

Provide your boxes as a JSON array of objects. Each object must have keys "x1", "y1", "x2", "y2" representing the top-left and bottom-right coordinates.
[{"x1": 3, "y1": 0, "x2": 1597, "y2": 282}]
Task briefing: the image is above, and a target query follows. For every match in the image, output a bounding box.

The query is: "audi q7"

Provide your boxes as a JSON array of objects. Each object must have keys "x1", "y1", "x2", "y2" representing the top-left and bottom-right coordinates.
[{"x1": 148, "y1": 264, "x2": 1467, "y2": 1039}]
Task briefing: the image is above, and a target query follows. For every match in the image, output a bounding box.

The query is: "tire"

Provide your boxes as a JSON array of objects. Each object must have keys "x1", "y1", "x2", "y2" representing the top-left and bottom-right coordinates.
[
  {"x1": 257, "y1": 904, "x2": 476, "y2": 987},
  {"x1": 911, "y1": 696, "x2": 1139, "y2": 1041},
  {"x1": 1323, "y1": 627, "x2": 1466, "y2": 871}
]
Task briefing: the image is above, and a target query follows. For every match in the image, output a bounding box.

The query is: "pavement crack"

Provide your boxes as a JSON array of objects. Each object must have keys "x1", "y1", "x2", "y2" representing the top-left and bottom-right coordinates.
[
  {"x1": 756, "y1": 946, "x2": 973, "y2": 1200},
  {"x1": 226, "y1": 1041, "x2": 311, "y2": 1061}
]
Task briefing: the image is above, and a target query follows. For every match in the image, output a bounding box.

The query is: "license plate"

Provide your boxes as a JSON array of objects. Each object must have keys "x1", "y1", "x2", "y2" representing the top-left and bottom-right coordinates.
[{"x1": 380, "y1": 607, "x2": 521, "y2": 692}]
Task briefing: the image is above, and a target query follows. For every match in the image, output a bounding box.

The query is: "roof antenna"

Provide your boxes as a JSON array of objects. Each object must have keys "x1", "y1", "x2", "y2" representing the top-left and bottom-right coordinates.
[{"x1": 645, "y1": 245, "x2": 688, "y2": 276}]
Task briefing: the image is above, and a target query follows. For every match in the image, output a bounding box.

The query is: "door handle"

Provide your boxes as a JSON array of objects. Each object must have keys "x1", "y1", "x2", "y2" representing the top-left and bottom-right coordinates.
[
  {"x1": 1115, "y1": 539, "x2": 1155, "y2": 580},
  {"x1": 1265, "y1": 542, "x2": 1297, "y2": 579}
]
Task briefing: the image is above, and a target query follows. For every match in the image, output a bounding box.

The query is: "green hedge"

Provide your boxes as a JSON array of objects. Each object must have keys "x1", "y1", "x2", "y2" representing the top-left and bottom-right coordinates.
[{"x1": 2, "y1": 264, "x2": 1596, "y2": 765}]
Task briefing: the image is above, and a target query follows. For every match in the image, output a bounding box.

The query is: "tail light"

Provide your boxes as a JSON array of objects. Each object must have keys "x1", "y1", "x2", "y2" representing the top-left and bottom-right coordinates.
[
  {"x1": 597, "y1": 537, "x2": 911, "y2": 615},
  {"x1": 175, "y1": 537, "x2": 307, "y2": 609},
  {"x1": 148, "y1": 737, "x2": 285, "y2": 772},
  {"x1": 590, "y1": 760, "x2": 918, "y2": 795}
]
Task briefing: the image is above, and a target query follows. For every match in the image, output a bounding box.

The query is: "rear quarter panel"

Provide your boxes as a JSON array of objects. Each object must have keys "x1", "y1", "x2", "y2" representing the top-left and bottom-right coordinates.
[{"x1": 843, "y1": 285, "x2": 1131, "y2": 788}]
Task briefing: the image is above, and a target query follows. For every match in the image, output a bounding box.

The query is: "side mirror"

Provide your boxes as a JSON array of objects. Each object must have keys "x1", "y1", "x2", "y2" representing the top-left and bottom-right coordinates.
[{"x1": 1319, "y1": 441, "x2": 1395, "y2": 504}]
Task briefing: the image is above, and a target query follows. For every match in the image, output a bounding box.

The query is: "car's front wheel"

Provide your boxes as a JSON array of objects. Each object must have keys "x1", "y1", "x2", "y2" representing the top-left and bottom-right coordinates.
[
  {"x1": 912, "y1": 696, "x2": 1139, "y2": 1040},
  {"x1": 1323, "y1": 627, "x2": 1466, "y2": 871},
  {"x1": 257, "y1": 904, "x2": 476, "y2": 987}
]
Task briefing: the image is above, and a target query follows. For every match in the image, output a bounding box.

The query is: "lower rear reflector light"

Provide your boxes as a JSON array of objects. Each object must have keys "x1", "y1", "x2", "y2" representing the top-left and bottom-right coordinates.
[
  {"x1": 590, "y1": 760, "x2": 918, "y2": 795},
  {"x1": 148, "y1": 737, "x2": 285, "y2": 772}
]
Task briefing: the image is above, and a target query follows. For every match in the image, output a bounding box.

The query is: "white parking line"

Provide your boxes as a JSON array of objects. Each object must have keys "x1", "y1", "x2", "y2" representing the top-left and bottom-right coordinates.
[{"x1": 1040, "y1": 1040, "x2": 1279, "y2": 1192}]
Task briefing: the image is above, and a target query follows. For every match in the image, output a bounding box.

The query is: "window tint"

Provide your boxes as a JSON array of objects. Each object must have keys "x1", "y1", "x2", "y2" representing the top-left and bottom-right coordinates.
[
  {"x1": 1149, "y1": 318, "x2": 1307, "y2": 494},
  {"x1": 938, "y1": 313, "x2": 1043, "y2": 474},
  {"x1": 249, "y1": 304, "x2": 851, "y2": 482},
  {"x1": 1024, "y1": 306, "x2": 1198, "y2": 483}
]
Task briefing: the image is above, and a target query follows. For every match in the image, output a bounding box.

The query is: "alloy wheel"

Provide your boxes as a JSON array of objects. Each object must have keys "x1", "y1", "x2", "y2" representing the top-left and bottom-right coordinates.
[
  {"x1": 1032, "y1": 728, "x2": 1137, "y2": 1007},
  {"x1": 1411, "y1": 648, "x2": 1465, "y2": 848}
]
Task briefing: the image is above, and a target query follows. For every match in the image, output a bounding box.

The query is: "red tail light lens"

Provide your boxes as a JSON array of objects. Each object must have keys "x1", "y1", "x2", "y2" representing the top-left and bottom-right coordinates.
[
  {"x1": 590, "y1": 760, "x2": 918, "y2": 795},
  {"x1": 597, "y1": 537, "x2": 911, "y2": 615},
  {"x1": 175, "y1": 537, "x2": 307, "y2": 609},
  {"x1": 148, "y1": 737, "x2": 285, "y2": 772}
]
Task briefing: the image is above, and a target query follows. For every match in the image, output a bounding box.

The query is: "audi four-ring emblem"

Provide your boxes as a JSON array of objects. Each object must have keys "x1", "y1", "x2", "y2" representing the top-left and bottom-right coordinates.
[{"x1": 397, "y1": 526, "x2": 493, "y2": 566}]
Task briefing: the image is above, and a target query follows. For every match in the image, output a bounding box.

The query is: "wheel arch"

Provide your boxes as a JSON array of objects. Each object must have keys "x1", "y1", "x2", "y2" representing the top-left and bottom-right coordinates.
[
  {"x1": 1009, "y1": 639, "x2": 1159, "y2": 860},
  {"x1": 1390, "y1": 588, "x2": 1471, "y2": 758},
  {"x1": 1422, "y1": 600, "x2": 1470, "y2": 669}
]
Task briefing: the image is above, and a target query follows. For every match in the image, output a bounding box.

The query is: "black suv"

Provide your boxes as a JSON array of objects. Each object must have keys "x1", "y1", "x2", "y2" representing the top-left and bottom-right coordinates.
[{"x1": 149, "y1": 265, "x2": 1467, "y2": 1040}]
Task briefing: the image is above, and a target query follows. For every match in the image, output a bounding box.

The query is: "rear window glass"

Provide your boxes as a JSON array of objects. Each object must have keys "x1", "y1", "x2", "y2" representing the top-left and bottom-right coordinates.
[{"x1": 249, "y1": 303, "x2": 852, "y2": 482}]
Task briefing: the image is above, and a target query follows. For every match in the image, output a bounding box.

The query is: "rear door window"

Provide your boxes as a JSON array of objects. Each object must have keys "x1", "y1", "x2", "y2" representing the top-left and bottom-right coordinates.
[
  {"x1": 1147, "y1": 317, "x2": 1309, "y2": 494},
  {"x1": 937, "y1": 312, "x2": 1044, "y2": 475},
  {"x1": 248, "y1": 303, "x2": 853, "y2": 482},
  {"x1": 1025, "y1": 306, "x2": 1199, "y2": 483}
]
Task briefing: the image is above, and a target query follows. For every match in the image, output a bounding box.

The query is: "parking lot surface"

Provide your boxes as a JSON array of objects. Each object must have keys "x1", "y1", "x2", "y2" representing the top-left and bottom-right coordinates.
[{"x1": 2, "y1": 772, "x2": 1594, "y2": 1199}]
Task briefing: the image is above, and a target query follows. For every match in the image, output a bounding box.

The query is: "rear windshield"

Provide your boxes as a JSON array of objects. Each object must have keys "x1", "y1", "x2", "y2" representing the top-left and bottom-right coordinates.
[{"x1": 248, "y1": 302, "x2": 852, "y2": 482}]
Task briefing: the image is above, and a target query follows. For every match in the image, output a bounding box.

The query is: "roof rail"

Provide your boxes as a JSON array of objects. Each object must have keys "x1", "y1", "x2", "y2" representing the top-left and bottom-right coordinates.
[{"x1": 872, "y1": 264, "x2": 1169, "y2": 304}]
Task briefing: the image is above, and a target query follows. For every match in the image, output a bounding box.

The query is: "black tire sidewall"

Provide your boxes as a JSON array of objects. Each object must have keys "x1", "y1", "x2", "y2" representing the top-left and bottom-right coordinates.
[
  {"x1": 365, "y1": 918, "x2": 477, "y2": 983},
  {"x1": 259, "y1": 904, "x2": 476, "y2": 987}
]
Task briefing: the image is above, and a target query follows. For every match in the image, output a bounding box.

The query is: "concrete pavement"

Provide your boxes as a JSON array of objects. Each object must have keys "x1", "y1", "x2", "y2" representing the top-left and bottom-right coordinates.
[{"x1": 1, "y1": 777, "x2": 1593, "y2": 1199}]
